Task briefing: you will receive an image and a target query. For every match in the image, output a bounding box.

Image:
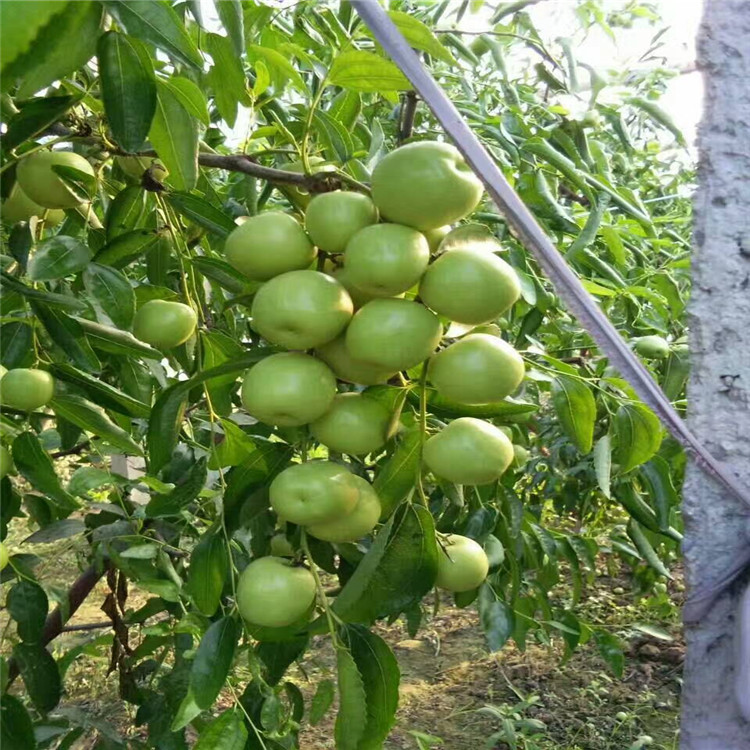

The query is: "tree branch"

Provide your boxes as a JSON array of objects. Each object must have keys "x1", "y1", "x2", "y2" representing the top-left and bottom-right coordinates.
[
  {"x1": 7, "y1": 563, "x2": 108, "y2": 684},
  {"x1": 51, "y1": 441, "x2": 91, "y2": 459},
  {"x1": 398, "y1": 91, "x2": 419, "y2": 144}
]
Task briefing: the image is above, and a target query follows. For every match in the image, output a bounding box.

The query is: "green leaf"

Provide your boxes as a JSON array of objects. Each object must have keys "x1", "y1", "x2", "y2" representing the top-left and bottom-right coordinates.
[
  {"x1": 309, "y1": 679, "x2": 335, "y2": 726},
  {"x1": 478, "y1": 585, "x2": 514, "y2": 651},
  {"x1": 191, "y1": 257, "x2": 255, "y2": 294},
  {"x1": 145, "y1": 458, "x2": 207, "y2": 517},
  {"x1": 373, "y1": 428, "x2": 421, "y2": 519},
  {"x1": 335, "y1": 647, "x2": 367, "y2": 750},
  {"x1": 194, "y1": 709, "x2": 248, "y2": 750},
  {"x1": 248, "y1": 44, "x2": 306, "y2": 93},
  {"x1": 82, "y1": 263, "x2": 135, "y2": 330},
  {"x1": 593, "y1": 434, "x2": 611, "y2": 498},
  {"x1": 23, "y1": 518, "x2": 86, "y2": 544},
  {"x1": 187, "y1": 531, "x2": 229, "y2": 617},
  {"x1": 93, "y1": 228, "x2": 162, "y2": 268},
  {"x1": 0, "y1": 271, "x2": 86, "y2": 312},
  {"x1": 30, "y1": 302, "x2": 101, "y2": 373},
  {"x1": 201, "y1": 332, "x2": 246, "y2": 417},
  {"x1": 410, "y1": 390, "x2": 538, "y2": 421},
  {"x1": 328, "y1": 50, "x2": 410, "y2": 92},
  {"x1": 149, "y1": 79, "x2": 198, "y2": 191},
  {"x1": 627, "y1": 519, "x2": 672, "y2": 579},
  {"x1": 27, "y1": 236, "x2": 90, "y2": 281},
  {"x1": 214, "y1": 0, "x2": 244, "y2": 57},
  {"x1": 384, "y1": 11, "x2": 455, "y2": 64},
  {"x1": 147, "y1": 352, "x2": 270, "y2": 473},
  {"x1": 50, "y1": 394, "x2": 143, "y2": 455},
  {"x1": 190, "y1": 616, "x2": 239, "y2": 710},
  {"x1": 167, "y1": 192, "x2": 236, "y2": 236},
  {"x1": 68, "y1": 466, "x2": 113, "y2": 497},
  {"x1": 312, "y1": 109, "x2": 353, "y2": 163},
  {"x1": 344, "y1": 625, "x2": 400, "y2": 750},
  {"x1": 161, "y1": 76, "x2": 210, "y2": 126},
  {"x1": 97, "y1": 31, "x2": 156, "y2": 152},
  {"x1": 50, "y1": 164, "x2": 97, "y2": 202},
  {"x1": 0, "y1": 322, "x2": 34, "y2": 369},
  {"x1": 103, "y1": 0, "x2": 202, "y2": 70},
  {"x1": 12, "y1": 642, "x2": 61, "y2": 713},
  {"x1": 0, "y1": 1, "x2": 68, "y2": 77},
  {"x1": 206, "y1": 33, "x2": 250, "y2": 127},
  {"x1": 3, "y1": 96, "x2": 77, "y2": 151},
  {"x1": 639, "y1": 457, "x2": 678, "y2": 531},
  {"x1": 105, "y1": 185, "x2": 148, "y2": 240},
  {"x1": 334, "y1": 504, "x2": 438, "y2": 623},
  {"x1": 615, "y1": 403, "x2": 662, "y2": 472},
  {"x1": 551, "y1": 375, "x2": 596, "y2": 454},
  {"x1": 73, "y1": 316, "x2": 161, "y2": 360},
  {"x1": 0, "y1": 693, "x2": 35, "y2": 750},
  {"x1": 12, "y1": 432, "x2": 79, "y2": 515},
  {"x1": 7, "y1": 580, "x2": 48, "y2": 643},
  {"x1": 593, "y1": 629, "x2": 624, "y2": 677}
]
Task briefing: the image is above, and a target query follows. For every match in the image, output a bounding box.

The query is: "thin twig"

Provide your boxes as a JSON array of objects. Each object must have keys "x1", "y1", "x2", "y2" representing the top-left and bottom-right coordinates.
[
  {"x1": 51, "y1": 441, "x2": 91, "y2": 459},
  {"x1": 399, "y1": 91, "x2": 419, "y2": 144}
]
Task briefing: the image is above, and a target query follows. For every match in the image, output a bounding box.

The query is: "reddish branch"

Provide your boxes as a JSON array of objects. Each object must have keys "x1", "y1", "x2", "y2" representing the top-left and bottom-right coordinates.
[{"x1": 7, "y1": 563, "x2": 109, "y2": 684}]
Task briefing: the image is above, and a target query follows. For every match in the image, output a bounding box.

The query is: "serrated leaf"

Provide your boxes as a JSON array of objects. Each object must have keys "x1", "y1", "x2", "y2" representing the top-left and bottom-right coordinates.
[
  {"x1": 335, "y1": 647, "x2": 367, "y2": 750},
  {"x1": 328, "y1": 50, "x2": 410, "y2": 92},
  {"x1": 190, "y1": 616, "x2": 239, "y2": 710},
  {"x1": 187, "y1": 531, "x2": 229, "y2": 617},
  {"x1": 27, "y1": 236, "x2": 90, "y2": 281},
  {"x1": 194, "y1": 709, "x2": 248, "y2": 750},
  {"x1": 50, "y1": 394, "x2": 143, "y2": 455},
  {"x1": 615, "y1": 403, "x2": 662, "y2": 472},
  {"x1": 149, "y1": 79, "x2": 198, "y2": 191},
  {"x1": 344, "y1": 625, "x2": 400, "y2": 750},
  {"x1": 97, "y1": 31, "x2": 156, "y2": 152},
  {"x1": 334, "y1": 503, "x2": 438, "y2": 623},
  {"x1": 13, "y1": 642, "x2": 61, "y2": 713},
  {"x1": 83, "y1": 263, "x2": 135, "y2": 330},
  {"x1": 310, "y1": 679, "x2": 335, "y2": 726},
  {"x1": 103, "y1": 0, "x2": 202, "y2": 70},
  {"x1": 7, "y1": 580, "x2": 48, "y2": 642},
  {"x1": 12, "y1": 432, "x2": 78, "y2": 516},
  {"x1": 551, "y1": 375, "x2": 596, "y2": 454}
]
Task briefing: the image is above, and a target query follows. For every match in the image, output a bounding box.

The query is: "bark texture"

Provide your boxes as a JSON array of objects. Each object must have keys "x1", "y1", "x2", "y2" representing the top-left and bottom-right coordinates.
[{"x1": 682, "y1": 2, "x2": 750, "y2": 747}]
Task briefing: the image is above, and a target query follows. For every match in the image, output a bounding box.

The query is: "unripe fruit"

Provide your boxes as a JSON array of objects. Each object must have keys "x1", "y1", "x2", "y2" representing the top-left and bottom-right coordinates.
[
  {"x1": 17, "y1": 151, "x2": 95, "y2": 209},
  {"x1": 634, "y1": 335, "x2": 670, "y2": 360},
  {"x1": 1, "y1": 183, "x2": 64, "y2": 226},
  {"x1": 343, "y1": 223, "x2": 430, "y2": 297},
  {"x1": 305, "y1": 191, "x2": 378, "y2": 253},
  {"x1": 310, "y1": 393, "x2": 390, "y2": 455},
  {"x1": 419, "y1": 248, "x2": 521, "y2": 325},
  {"x1": 346, "y1": 299, "x2": 443, "y2": 372},
  {"x1": 428, "y1": 334, "x2": 525, "y2": 404},
  {"x1": 279, "y1": 157, "x2": 334, "y2": 209},
  {"x1": 0, "y1": 542, "x2": 8, "y2": 571},
  {"x1": 236, "y1": 556, "x2": 316, "y2": 627},
  {"x1": 251, "y1": 270, "x2": 353, "y2": 350},
  {"x1": 241, "y1": 353, "x2": 336, "y2": 426},
  {"x1": 133, "y1": 300, "x2": 197, "y2": 349},
  {"x1": 512, "y1": 444, "x2": 529, "y2": 467},
  {"x1": 0, "y1": 445, "x2": 13, "y2": 479},
  {"x1": 225, "y1": 212, "x2": 316, "y2": 281},
  {"x1": 270, "y1": 534, "x2": 295, "y2": 557},
  {"x1": 270, "y1": 461, "x2": 360, "y2": 526},
  {"x1": 435, "y1": 534, "x2": 489, "y2": 592},
  {"x1": 424, "y1": 417, "x2": 513, "y2": 485},
  {"x1": 371, "y1": 141, "x2": 483, "y2": 230},
  {"x1": 307, "y1": 476, "x2": 381, "y2": 543},
  {"x1": 315, "y1": 335, "x2": 396, "y2": 386},
  {"x1": 0, "y1": 368, "x2": 55, "y2": 411},
  {"x1": 423, "y1": 225, "x2": 451, "y2": 253},
  {"x1": 331, "y1": 264, "x2": 379, "y2": 309},
  {"x1": 116, "y1": 155, "x2": 167, "y2": 182}
]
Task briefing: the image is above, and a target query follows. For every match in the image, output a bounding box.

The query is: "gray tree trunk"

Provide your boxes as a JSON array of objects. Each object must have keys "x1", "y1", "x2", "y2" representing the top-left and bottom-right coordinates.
[{"x1": 681, "y1": 1, "x2": 750, "y2": 747}]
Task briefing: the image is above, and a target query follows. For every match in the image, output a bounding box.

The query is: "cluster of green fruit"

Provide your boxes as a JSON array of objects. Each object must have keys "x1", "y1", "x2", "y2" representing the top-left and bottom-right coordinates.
[{"x1": 226, "y1": 141, "x2": 526, "y2": 628}]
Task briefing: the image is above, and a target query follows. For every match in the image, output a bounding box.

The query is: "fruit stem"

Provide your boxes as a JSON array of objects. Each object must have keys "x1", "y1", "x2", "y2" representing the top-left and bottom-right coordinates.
[{"x1": 300, "y1": 530, "x2": 343, "y2": 647}]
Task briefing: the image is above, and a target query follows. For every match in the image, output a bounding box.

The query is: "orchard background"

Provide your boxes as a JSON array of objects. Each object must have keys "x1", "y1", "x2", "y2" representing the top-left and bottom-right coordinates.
[{"x1": 0, "y1": 1, "x2": 698, "y2": 749}]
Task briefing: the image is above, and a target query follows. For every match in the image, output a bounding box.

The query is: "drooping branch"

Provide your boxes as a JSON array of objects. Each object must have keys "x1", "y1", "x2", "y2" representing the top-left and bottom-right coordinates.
[{"x1": 7, "y1": 563, "x2": 108, "y2": 684}]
